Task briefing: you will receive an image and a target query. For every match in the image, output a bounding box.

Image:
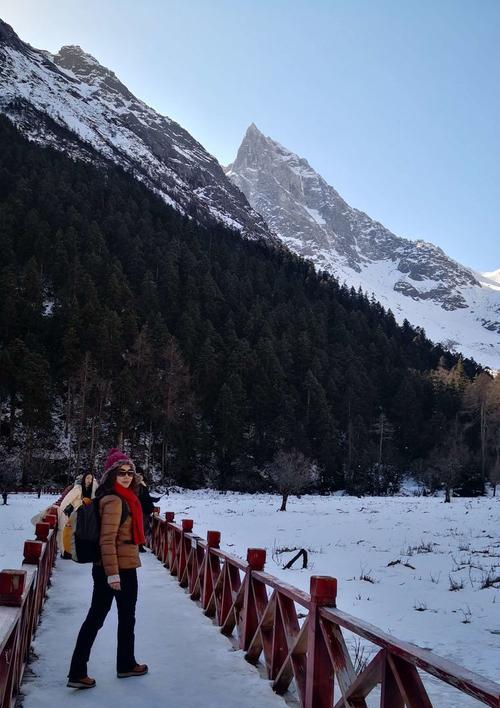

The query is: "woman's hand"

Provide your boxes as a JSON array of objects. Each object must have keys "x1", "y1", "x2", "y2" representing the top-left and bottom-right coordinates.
[{"x1": 109, "y1": 581, "x2": 121, "y2": 591}]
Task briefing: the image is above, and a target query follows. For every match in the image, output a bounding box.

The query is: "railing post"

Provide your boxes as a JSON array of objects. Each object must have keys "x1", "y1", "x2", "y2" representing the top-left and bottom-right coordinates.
[
  {"x1": 178, "y1": 519, "x2": 193, "y2": 584},
  {"x1": 23, "y1": 540, "x2": 43, "y2": 565},
  {"x1": 0, "y1": 570, "x2": 27, "y2": 606},
  {"x1": 188, "y1": 534, "x2": 201, "y2": 595},
  {"x1": 35, "y1": 522, "x2": 50, "y2": 542},
  {"x1": 381, "y1": 651, "x2": 405, "y2": 708},
  {"x1": 42, "y1": 513, "x2": 57, "y2": 529},
  {"x1": 240, "y1": 548, "x2": 266, "y2": 650},
  {"x1": 305, "y1": 576, "x2": 337, "y2": 708},
  {"x1": 164, "y1": 512, "x2": 175, "y2": 566},
  {"x1": 202, "y1": 531, "x2": 220, "y2": 611}
]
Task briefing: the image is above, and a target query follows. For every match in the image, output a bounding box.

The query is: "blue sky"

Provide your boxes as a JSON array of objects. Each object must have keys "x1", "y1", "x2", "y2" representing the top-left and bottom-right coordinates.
[{"x1": 2, "y1": 0, "x2": 499, "y2": 272}]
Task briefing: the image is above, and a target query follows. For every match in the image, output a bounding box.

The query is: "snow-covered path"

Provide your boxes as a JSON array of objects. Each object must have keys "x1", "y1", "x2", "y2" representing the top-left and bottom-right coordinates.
[
  {"x1": 21, "y1": 552, "x2": 285, "y2": 708},
  {"x1": 4, "y1": 493, "x2": 498, "y2": 707}
]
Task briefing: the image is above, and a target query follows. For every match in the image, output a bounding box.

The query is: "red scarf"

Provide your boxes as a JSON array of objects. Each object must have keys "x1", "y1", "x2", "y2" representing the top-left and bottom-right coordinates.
[{"x1": 112, "y1": 482, "x2": 145, "y2": 545}]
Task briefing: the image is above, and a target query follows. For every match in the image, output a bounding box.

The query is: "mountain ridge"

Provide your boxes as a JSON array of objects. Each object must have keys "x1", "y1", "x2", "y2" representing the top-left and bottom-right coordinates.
[
  {"x1": 226, "y1": 124, "x2": 500, "y2": 369},
  {"x1": 1, "y1": 18, "x2": 498, "y2": 368},
  {"x1": 0, "y1": 19, "x2": 276, "y2": 243}
]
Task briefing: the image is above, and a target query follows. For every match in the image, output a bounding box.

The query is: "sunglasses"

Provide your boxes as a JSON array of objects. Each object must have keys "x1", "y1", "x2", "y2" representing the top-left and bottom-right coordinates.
[{"x1": 116, "y1": 469, "x2": 134, "y2": 477}]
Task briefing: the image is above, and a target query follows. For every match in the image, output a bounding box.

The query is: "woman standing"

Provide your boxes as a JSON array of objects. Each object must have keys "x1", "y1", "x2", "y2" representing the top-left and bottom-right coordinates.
[
  {"x1": 57, "y1": 473, "x2": 98, "y2": 557},
  {"x1": 67, "y1": 449, "x2": 148, "y2": 689}
]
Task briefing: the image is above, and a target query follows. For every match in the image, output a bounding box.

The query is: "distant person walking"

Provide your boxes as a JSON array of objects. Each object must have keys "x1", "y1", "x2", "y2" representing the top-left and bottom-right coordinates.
[
  {"x1": 67, "y1": 449, "x2": 147, "y2": 689},
  {"x1": 1, "y1": 490, "x2": 7, "y2": 505}
]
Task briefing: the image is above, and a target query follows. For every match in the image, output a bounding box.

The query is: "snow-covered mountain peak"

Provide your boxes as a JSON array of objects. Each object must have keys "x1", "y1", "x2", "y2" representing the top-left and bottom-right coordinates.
[
  {"x1": 53, "y1": 45, "x2": 136, "y2": 102},
  {"x1": 57, "y1": 44, "x2": 99, "y2": 63},
  {"x1": 246, "y1": 121, "x2": 261, "y2": 137},
  {"x1": 0, "y1": 19, "x2": 275, "y2": 241},
  {"x1": 55, "y1": 45, "x2": 109, "y2": 76},
  {"x1": 0, "y1": 18, "x2": 21, "y2": 46},
  {"x1": 227, "y1": 126, "x2": 500, "y2": 369},
  {"x1": 231, "y1": 124, "x2": 318, "y2": 181}
]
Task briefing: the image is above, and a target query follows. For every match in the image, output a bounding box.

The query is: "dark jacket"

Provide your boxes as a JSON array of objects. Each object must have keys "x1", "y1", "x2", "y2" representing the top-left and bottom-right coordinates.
[{"x1": 137, "y1": 484, "x2": 156, "y2": 515}]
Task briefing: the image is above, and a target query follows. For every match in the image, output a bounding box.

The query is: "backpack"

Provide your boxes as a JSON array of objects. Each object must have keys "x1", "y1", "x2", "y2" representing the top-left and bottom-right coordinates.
[{"x1": 69, "y1": 494, "x2": 129, "y2": 563}]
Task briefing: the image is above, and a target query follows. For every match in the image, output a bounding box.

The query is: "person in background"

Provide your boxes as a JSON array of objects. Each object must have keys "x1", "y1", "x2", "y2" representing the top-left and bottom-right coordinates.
[
  {"x1": 57, "y1": 473, "x2": 98, "y2": 557},
  {"x1": 1, "y1": 489, "x2": 8, "y2": 505},
  {"x1": 136, "y1": 474, "x2": 159, "y2": 552},
  {"x1": 80, "y1": 472, "x2": 97, "y2": 503},
  {"x1": 67, "y1": 448, "x2": 147, "y2": 689}
]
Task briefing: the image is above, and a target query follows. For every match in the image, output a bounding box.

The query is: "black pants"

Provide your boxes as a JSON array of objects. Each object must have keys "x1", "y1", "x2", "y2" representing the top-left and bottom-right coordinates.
[
  {"x1": 143, "y1": 514, "x2": 152, "y2": 545},
  {"x1": 68, "y1": 565, "x2": 138, "y2": 678}
]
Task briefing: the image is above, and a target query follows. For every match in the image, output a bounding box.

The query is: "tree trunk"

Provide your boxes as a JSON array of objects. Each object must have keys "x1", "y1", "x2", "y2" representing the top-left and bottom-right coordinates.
[
  {"x1": 480, "y1": 401, "x2": 487, "y2": 490},
  {"x1": 76, "y1": 354, "x2": 90, "y2": 470},
  {"x1": 64, "y1": 380, "x2": 72, "y2": 438},
  {"x1": 280, "y1": 493, "x2": 288, "y2": 511},
  {"x1": 346, "y1": 399, "x2": 352, "y2": 483},
  {"x1": 378, "y1": 413, "x2": 384, "y2": 465},
  {"x1": 22, "y1": 426, "x2": 33, "y2": 485},
  {"x1": 9, "y1": 393, "x2": 16, "y2": 445}
]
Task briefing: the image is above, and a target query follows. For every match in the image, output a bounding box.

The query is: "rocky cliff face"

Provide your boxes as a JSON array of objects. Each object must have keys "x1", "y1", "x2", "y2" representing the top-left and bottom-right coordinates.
[
  {"x1": 0, "y1": 21, "x2": 274, "y2": 241},
  {"x1": 226, "y1": 124, "x2": 500, "y2": 369}
]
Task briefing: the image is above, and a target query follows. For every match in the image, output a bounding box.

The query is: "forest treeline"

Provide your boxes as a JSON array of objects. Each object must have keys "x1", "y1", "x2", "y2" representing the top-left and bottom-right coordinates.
[{"x1": 0, "y1": 116, "x2": 499, "y2": 495}]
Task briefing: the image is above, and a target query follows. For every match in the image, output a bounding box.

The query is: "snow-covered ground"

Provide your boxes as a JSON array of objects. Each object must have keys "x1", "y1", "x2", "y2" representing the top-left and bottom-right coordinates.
[
  {"x1": 0, "y1": 493, "x2": 57, "y2": 569},
  {"x1": 1, "y1": 493, "x2": 498, "y2": 706},
  {"x1": 0, "y1": 494, "x2": 284, "y2": 707},
  {"x1": 157, "y1": 490, "x2": 500, "y2": 705},
  {"x1": 21, "y1": 555, "x2": 285, "y2": 708}
]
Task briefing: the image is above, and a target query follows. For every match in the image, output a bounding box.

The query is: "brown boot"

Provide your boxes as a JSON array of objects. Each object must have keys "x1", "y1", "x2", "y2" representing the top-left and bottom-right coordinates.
[
  {"x1": 67, "y1": 676, "x2": 96, "y2": 689},
  {"x1": 117, "y1": 664, "x2": 148, "y2": 678}
]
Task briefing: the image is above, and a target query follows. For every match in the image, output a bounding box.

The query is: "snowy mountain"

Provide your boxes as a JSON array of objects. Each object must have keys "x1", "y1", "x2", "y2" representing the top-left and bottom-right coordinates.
[
  {"x1": 0, "y1": 19, "x2": 274, "y2": 240},
  {"x1": 1, "y1": 18, "x2": 498, "y2": 368},
  {"x1": 226, "y1": 124, "x2": 500, "y2": 369},
  {"x1": 483, "y1": 269, "x2": 500, "y2": 285}
]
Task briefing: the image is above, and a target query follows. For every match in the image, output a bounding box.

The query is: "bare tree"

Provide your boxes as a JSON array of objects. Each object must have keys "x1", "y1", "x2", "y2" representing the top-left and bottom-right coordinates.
[
  {"x1": 260, "y1": 449, "x2": 319, "y2": 511},
  {"x1": 487, "y1": 378, "x2": 500, "y2": 496},
  {"x1": 428, "y1": 417, "x2": 469, "y2": 503},
  {"x1": 65, "y1": 354, "x2": 111, "y2": 476},
  {"x1": 430, "y1": 356, "x2": 467, "y2": 391},
  {"x1": 370, "y1": 409, "x2": 394, "y2": 466},
  {"x1": 463, "y1": 373, "x2": 496, "y2": 491},
  {"x1": 161, "y1": 336, "x2": 196, "y2": 481},
  {"x1": 490, "y1": 451, "x2": 500, "y2": 497}
]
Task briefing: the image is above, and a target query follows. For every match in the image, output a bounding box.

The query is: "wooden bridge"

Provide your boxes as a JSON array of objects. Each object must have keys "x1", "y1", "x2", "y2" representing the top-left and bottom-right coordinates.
[{"x1": 1, "y1": 502, "x2": 499, "y2": 708}]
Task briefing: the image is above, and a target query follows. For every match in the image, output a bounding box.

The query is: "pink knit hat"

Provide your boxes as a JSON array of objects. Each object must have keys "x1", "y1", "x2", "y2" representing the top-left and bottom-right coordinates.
[{"x1": 103, "y1": 448, "x2": 136, "y2": 476}]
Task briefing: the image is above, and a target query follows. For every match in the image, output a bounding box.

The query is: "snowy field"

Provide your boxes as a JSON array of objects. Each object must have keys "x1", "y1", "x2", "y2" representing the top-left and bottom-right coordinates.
[
  {"x1": 1, "y1": 492, "x2": 498, "y2": 706},
  {"x1": 157, "y1": 490, "x2": 500, "y2": 705},
  {"x1": 0, "y1": 493, "x2": 57, "y2": 569},
  {"x1": 2, "y1": 494, "x2": 285, "y2": 708}
]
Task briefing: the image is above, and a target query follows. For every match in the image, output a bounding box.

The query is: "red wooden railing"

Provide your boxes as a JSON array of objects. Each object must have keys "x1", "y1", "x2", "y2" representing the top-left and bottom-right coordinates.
[
  {"x1": 150, "y1": 512, "x2": 500, "y2": 708},
  {"x1": 0, "y1": 500, "x2": 61, "y2": 708}
]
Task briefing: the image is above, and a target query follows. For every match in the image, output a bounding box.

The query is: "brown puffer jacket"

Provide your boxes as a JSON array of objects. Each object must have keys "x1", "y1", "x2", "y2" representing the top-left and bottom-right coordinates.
[{"x1": 98, "y1": 494, "x2": 141, "y2": 580}]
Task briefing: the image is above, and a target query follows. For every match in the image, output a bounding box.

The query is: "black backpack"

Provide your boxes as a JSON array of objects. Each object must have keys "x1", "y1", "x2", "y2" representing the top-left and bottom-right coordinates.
[{"x1": 69, "y1": 494, "x2": 129, "y2": 563}]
